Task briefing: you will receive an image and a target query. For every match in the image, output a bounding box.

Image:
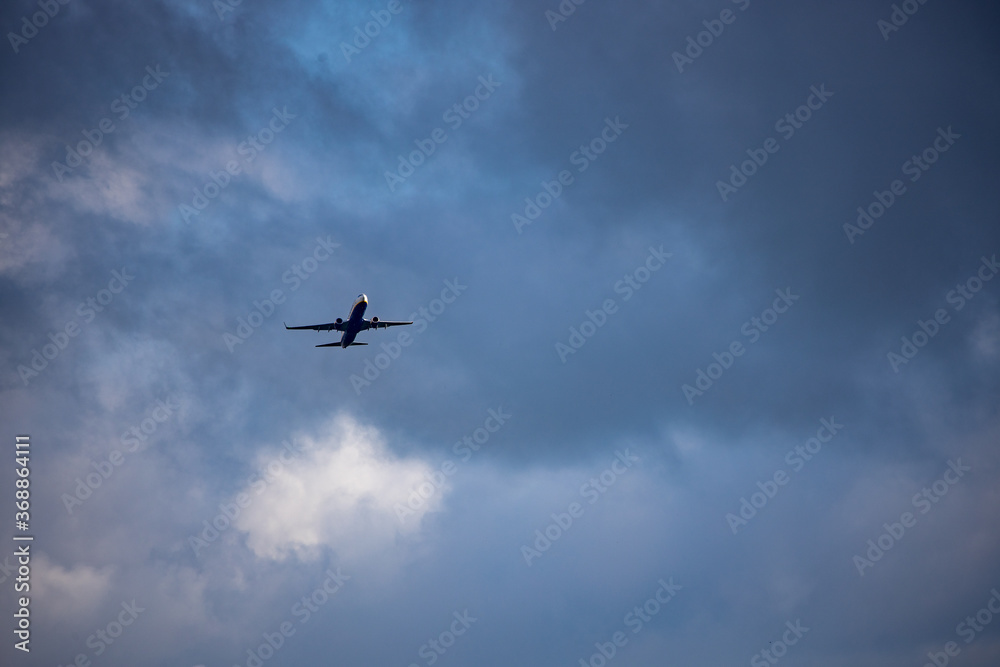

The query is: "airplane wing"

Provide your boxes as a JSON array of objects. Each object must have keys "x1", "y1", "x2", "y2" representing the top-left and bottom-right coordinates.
[
  {"x1": 367, "y1": 320, "x2": 413, "y2": 330},
  {"x1": 284, "y1": 321, "x2": 343, "y2": 331}
]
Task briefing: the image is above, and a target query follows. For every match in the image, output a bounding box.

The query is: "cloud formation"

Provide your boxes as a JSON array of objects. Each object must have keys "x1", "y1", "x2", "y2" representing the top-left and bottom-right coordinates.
[
  {"x1": 2, "y1": 0, "x2": 1000, "y2": 665},
  {"x1": 235, "y1": 414, "x2": 446, "y2": 563}
]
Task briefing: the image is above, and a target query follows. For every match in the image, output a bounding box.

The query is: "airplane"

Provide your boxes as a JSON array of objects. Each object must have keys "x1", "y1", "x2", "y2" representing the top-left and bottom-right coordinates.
[{"x1": 284, "y1": 294, "x2": 412, "y2": 348}]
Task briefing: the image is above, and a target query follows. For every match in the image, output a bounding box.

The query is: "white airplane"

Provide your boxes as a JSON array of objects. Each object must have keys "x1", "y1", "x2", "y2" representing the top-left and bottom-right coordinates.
[{"x1": 284, "y1": 294, "x2": 412, "y2": 348}]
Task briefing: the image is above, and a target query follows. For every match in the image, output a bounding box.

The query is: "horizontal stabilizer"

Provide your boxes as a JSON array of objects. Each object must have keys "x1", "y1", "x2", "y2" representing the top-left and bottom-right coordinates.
[{"x1": 315, "y1": 342, "x2": 368, "y2": 347}]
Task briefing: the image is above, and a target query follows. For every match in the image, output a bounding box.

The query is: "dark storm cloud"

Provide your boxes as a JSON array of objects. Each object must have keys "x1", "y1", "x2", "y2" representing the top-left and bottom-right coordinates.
[{"x1": 2, "y1": 0, "x2": 999, "y2": 665}]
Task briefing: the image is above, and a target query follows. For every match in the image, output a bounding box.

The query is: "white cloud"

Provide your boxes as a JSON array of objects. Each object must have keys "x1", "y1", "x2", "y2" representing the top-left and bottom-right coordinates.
[
  {"x1": 48, "y1": 152, "x2": 156, "y2": 225},
  {"x1": 32, "y1": 554, "x2": 114, "y2": 623},
  {"x1": 970, "y1": 310, "x2": 1000, "y2": 361},
  {"x1": 235, "y1": 413, "x2": 446, "y2": 563},
  {"x1": 0, "y1": 131, "x2": 74, "y2": 278}
]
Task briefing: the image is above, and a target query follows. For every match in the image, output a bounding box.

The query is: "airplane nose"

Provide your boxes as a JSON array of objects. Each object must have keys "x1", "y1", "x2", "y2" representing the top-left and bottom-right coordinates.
[{"x1": 360, "y1": 294, "x2": 368, "y2": 302}]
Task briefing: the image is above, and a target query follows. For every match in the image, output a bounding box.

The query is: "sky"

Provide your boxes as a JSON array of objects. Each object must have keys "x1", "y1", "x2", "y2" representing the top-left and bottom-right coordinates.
[{"x1": 2, "y1": 0, "x2": 1000, "y2": 665}]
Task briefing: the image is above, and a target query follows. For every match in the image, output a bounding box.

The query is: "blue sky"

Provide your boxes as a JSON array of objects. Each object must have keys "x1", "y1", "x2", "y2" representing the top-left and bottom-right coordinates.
[{"x1": 2, "y1": 1, "x2": 1000, "y2": 665}]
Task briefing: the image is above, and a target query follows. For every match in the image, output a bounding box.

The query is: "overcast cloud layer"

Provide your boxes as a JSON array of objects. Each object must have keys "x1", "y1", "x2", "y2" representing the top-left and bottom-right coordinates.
[{"x1": 2, "y1": 1, "x2": 1000, "y2": 665}]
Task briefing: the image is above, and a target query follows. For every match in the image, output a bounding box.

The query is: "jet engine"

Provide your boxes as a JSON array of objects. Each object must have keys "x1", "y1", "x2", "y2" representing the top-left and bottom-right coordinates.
[{"x1": 335, "y1": 318, "x2": 343, "y2": 324}]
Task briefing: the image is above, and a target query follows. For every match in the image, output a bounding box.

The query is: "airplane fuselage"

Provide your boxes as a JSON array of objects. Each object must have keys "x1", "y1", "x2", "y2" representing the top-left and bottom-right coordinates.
[{"x1": 340, "y1": 294, "x2": 369, "y2": 347}]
